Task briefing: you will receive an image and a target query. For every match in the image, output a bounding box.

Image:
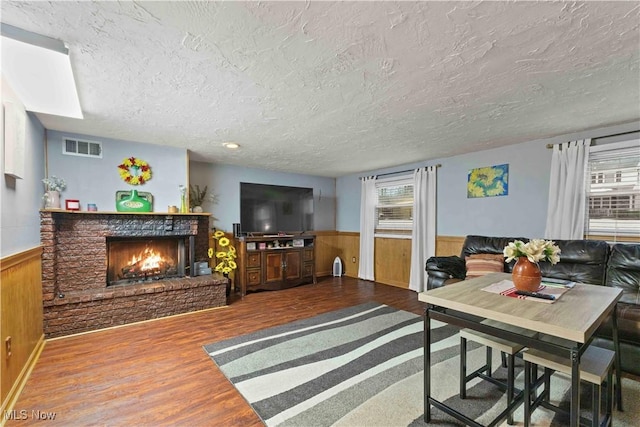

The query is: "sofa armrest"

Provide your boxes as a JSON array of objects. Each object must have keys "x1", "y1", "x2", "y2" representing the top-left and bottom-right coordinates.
[{"x1": 425, "y1": 256, "x2": 466, "y2": 290}]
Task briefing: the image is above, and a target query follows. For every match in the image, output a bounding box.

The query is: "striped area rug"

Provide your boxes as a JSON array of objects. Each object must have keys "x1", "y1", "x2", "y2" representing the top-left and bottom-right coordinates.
[{"x1": 203, "y1": 303, "x2": 639, "y2": 426}]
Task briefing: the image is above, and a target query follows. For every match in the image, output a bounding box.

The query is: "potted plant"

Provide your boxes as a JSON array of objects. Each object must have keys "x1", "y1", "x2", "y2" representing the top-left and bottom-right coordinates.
[
  {"x1": 189, "y1": 185, "x2": 208, "y2": 213},
  {"x1": 42, "y1": 176, "x2": 66, "y2": 209}
]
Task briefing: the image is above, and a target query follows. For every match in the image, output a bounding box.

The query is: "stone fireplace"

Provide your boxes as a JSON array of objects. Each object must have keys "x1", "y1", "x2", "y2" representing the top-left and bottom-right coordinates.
[{"x1": 40, "y1": 211, "x2": 227, "y2": 338}]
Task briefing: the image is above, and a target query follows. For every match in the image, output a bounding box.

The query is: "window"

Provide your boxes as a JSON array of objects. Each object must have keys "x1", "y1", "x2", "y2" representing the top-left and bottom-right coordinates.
[
  {"x1": 586, "y1": 139, "x2": 640, "y2": 240},
  {"x1": 375, "y1": 176, "x2": 413, "y2": 233}
]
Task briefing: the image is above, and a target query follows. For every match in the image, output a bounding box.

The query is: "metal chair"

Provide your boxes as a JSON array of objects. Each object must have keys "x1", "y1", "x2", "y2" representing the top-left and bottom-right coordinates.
[
  {"x1": 523, "y1": 345, "x2": 614, "y2": 427},
  {"x1": 460, "y1": 320, "x2": 536, "y2": 425}
]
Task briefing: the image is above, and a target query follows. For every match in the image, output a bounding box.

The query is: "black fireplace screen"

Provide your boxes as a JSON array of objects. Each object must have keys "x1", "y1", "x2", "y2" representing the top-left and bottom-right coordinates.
[{"x1": 106, "y1": 236, "x2": 190, "y2": 286}]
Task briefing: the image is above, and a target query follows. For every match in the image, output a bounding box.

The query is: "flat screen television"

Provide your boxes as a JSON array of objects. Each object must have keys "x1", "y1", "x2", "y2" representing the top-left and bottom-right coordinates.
[{"x1": 240, "y1": 182, "x2": 314, "y2": 234}]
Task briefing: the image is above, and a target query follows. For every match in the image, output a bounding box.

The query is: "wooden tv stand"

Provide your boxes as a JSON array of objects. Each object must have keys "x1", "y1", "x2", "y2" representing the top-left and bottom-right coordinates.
[{"x1": 235, "y1": 234, "x2": 316, "y2": 296}]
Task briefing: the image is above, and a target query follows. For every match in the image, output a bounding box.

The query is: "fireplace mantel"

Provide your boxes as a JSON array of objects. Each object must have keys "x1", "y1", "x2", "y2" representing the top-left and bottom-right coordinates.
[
  {"x1": 40, "y1": 210, "x2": 226, "y2": 337},
  {"x1": 40, "y1": 209, "x2": 211, "y2": 216}
]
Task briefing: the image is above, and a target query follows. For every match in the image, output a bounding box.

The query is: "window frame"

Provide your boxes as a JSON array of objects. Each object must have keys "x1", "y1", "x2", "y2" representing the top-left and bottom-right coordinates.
[{"x1": 374, "y1": 175, "x2": 414, "y2": 238}]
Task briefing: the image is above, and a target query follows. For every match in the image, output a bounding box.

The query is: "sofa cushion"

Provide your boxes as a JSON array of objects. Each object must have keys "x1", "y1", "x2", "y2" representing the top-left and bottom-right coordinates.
[
  {"x1": 465, "y1": 254, "x2": 504, "y2": 278},
  {"x1": 606, "y1": 243, "x2": 640, "y2": 305},
  {"x1": 538, "y1": 239, "x2": 610, "y2": 286},
  {"x1": 461, "y1": 235, "x2": 528, "y2": 273}
]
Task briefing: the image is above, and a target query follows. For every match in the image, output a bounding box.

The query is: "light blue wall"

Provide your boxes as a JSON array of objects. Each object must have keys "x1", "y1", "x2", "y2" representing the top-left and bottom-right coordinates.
[
  {"x1": 336, "y1": 122, "x2": 639, "y2": 237},
  {"x1": 46, "y1": 130, "x2": 188, "y2": 212},
  {"x1": 190, "y1": 161, "x2": 336, "y2": 233},
  {"x1": 1, "y1": 80, "x2": 46, "y2": 257}
]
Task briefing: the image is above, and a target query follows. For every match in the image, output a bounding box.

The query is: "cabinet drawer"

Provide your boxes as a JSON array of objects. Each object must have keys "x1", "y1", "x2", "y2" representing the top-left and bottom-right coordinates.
[
  {"x1": 303, "y1": 248, "x2": 313, "y2": 262},
  {"x1": 247, "y1": 269, "x2": 261, "y2": 286},
  {"x1": 303, "y1": 262, "x2": 313, "y2": 278},
  {"x1": 247, "y1": 253, "x2": 261, "y2": 268}
]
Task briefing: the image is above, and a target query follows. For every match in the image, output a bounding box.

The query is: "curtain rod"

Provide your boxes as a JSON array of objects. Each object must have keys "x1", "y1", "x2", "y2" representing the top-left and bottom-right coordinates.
[
  {"x1": 359, "y1": 164, "x2": 441, "y2": 180},
  {"x1": 545, "y1": 130, "x2": 639, "y2": 149},
  {"x1": 545, "y1": 142, "x2": 593, "y2": 149}
]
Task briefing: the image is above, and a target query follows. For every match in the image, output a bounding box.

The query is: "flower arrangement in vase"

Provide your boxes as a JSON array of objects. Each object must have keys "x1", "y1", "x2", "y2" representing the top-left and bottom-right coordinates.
[
  {"x1": 209, "y1": 230, "x2": 238, "y2": 297},
  {"x1": 503, "y1": 239, "x2": 561, "y2": 291},
  {"x1": 209, "y1": 230, "x2": 237, "y2": 275},
  {"x1": 189, "y1": 185, "x2": 208, "y2": 213},
  {"x1": 42, "y1": 176, "x2": 66, "y2": 209}
]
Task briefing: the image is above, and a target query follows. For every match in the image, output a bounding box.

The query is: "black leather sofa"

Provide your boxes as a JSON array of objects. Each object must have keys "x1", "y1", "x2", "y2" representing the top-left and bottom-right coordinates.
[{"x1": 425, "y1": 235, "x2": 640, "y2": 376}]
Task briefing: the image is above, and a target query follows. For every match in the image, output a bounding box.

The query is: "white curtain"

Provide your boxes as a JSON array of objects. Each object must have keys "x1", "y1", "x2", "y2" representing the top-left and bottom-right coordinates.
[
  {"x1": 358, "y1": 176, "x2": 377, "y2": 281},
  {"x1": 409, "y1": 166, "x2": 437, "y2": 292},
  {"x1": 544, "y1": 139, "x2": 590, "y2": 239}
]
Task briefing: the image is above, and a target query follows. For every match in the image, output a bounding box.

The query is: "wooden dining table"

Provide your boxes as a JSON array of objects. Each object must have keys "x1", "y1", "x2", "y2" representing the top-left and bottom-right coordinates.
[{"x1": 418, "y1": 272, "x2": 623, "y2": 427}]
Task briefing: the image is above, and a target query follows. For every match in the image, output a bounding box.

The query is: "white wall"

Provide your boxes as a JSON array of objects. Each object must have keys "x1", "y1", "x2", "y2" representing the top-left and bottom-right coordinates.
[
  {"x1": 190, "y1": 161, "x2": 336, "y2": 233},
  {"x1": 336, "y1": 122, "x2": 639, "y2": 238},
  {"x1": 0, "y1": 77, "x2": 46, "y2": 257},
  {"x1": 45, "y1": 130, "x2": 188, "y2": 212}
]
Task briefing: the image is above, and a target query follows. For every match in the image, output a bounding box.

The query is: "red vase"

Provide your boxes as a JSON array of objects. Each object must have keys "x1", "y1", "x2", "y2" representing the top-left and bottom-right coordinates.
[{"x1": 511, "y1": 257, "x2": 542, "y2": 292}]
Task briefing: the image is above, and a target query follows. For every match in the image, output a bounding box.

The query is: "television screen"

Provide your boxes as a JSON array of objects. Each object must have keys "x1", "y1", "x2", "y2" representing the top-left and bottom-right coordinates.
[{"x1": 240, "y1": 183, "x2": 314, "y2": 234}]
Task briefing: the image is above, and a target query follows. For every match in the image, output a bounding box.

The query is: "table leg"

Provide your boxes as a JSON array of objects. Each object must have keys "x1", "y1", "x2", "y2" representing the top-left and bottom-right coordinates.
[
  {"x1": 424, "y1": 307, "x2": 432, "y2": 422},
  {"x1": 569, "y1": 347, "x2": 580, "y2": 427},
  {"x1": 612, "y1": 305, "x2": 623, "y2": 411}
]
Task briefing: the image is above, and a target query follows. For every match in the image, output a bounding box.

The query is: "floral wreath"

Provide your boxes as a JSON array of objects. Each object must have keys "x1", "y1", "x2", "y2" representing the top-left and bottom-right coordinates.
[{"x1": 118, "y1": 156, "x2": 152, "y2": 185}]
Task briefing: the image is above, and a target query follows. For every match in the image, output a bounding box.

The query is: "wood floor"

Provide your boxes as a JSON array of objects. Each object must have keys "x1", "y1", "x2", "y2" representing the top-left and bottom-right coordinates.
[{"x1": 7, "y1": 277, "x2": 425, "y2": 426}]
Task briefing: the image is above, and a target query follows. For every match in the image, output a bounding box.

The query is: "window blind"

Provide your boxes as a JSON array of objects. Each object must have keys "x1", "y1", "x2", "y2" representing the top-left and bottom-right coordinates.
[
  {"x1": 375, "y1": 177, "x2": 413, "y2": 231},
  {"x1": 586, "y1": 141, "x2": 640, "y2": 239}
]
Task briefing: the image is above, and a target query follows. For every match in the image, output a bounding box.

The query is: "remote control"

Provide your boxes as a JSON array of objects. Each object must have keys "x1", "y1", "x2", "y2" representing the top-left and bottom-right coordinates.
[{"x1": 515, "y1": 290, "x2": 556, "y2": 300}]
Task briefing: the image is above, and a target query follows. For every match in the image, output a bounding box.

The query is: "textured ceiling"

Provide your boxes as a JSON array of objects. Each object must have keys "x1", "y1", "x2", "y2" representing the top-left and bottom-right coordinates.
[{"x1": 1, "y1": 1, "x2": 639, "y2": 177}]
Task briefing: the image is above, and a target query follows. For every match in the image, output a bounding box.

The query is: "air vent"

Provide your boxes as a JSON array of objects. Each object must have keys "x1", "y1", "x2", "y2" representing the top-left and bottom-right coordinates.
[{"x1": 63, "y1": 137, "x2": 102, "y2": 158}]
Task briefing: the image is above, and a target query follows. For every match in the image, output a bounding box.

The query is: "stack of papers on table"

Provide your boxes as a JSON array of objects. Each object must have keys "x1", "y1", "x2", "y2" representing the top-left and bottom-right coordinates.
[{"x1": 481, "y1": 279, "x2": 570, "y2": 303}]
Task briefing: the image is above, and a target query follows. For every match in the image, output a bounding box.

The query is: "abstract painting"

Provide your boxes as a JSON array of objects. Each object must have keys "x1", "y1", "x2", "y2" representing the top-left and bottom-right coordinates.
[{"x1": 467, "y1": 164, "x2": 509, "y2": 198}]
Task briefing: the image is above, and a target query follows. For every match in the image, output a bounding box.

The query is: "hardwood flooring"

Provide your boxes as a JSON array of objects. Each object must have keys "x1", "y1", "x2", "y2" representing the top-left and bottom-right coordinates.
[{"x1": 6, "y1": 277, "x2": 425, "y2": 426}]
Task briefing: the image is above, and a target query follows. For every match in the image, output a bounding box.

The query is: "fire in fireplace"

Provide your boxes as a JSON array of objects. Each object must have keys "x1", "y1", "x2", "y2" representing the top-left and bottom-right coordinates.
[{"x1": 107, "y1": 236, "x2": 191, "y2": 286}]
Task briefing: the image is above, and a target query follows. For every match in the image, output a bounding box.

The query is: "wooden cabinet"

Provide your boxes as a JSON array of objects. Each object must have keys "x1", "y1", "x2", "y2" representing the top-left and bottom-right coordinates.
[{"x1": 236, "y1": 235, "x2": 316, "y2": 296}]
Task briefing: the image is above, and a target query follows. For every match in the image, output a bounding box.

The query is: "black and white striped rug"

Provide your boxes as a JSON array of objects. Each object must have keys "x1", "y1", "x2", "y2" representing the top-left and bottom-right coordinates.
[{"x1": 203, "y1": 303, "x2": 638, "y2": 426}]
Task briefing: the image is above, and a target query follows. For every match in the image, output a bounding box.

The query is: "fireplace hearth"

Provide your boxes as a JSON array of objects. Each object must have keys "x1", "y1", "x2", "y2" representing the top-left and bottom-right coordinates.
[{"x1": 40, "y1": 211, "x2": 227, "y2": 338}]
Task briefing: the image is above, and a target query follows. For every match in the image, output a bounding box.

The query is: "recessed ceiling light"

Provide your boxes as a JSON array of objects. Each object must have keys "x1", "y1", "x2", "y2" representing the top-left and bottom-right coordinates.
[{"x1": 223, "y1": 142, "x2": 240, "y2": 149}]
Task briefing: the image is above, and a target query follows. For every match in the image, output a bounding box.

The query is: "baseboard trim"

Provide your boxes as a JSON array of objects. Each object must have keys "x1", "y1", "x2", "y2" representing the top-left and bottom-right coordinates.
[{"x1": 0, "y1": 334, "x2": 46, "y2": 426}]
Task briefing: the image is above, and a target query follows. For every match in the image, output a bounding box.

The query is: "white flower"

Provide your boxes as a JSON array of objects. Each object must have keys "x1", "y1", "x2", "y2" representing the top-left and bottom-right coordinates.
[
  {"x1": 503, "y1": 240, "x2": 525, "y2": 263},
  {"x1": 42, "y1": 176, "x2": 66, "y2": 192},
  {"x1": 503, "y1": 239, "x2": 561, "y2": 265}
]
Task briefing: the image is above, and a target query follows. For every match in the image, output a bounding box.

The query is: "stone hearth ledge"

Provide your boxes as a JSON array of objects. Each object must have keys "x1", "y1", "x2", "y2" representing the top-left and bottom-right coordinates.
[{"x1": 44, "y1": 275, "x2": 228, "y2": 306}]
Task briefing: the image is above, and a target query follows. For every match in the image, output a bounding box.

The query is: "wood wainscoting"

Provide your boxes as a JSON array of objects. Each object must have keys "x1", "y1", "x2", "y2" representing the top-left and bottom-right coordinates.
[
  {"x1": 229, "y1": 231, "x2": 464, "y2": 287},
  {"x1": 1, "y1": 247, "x2": 45, "y2": 419},
  {"x1": 314, "y1": 232, "x2": 465, "y2": 289},
  {"x1": 314, "y1": 231, "x2": 360, "y2": 278}
]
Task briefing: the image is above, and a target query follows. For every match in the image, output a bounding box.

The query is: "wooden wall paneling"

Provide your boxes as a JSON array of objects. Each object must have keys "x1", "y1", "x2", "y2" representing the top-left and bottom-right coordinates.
[
  {"x1": 317, "y1": 232, "x2": 465, "y2": 282},
  {"x1": 337, "y1": 232, "x2": 360, "y2": 278},
  {"x1": 313, "y1": 231, "x2": 339, "y2": 277},
  {"x1": 374, "y1": 237, "x2": 411, "y2": 288},
  {"x1": 435, "y1": 235, "x2": 465, "y2": 256},
  {"x1": 1, "y1": 247, "x2": 45, "y2": 415}
]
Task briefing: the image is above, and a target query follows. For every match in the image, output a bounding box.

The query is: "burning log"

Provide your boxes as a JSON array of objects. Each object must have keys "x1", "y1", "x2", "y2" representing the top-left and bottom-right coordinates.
[{"x1": 119, "y1": 248, "x2": 177, "y2": 280}]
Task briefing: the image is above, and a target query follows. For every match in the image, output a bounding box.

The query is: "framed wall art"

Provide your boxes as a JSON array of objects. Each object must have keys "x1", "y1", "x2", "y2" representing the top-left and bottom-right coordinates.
[{"x1": 467, "y1": 164, "x2": 509, "y2": 198}]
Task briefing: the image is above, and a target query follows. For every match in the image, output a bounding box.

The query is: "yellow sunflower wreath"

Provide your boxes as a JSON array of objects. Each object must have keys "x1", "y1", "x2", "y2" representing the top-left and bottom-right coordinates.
[
  {"x1": 118, "y1": 156, "x2": 152, "y2": 185},
  {"x1": 208, "y1": 230, "x2": 237, "y2": 275}
]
